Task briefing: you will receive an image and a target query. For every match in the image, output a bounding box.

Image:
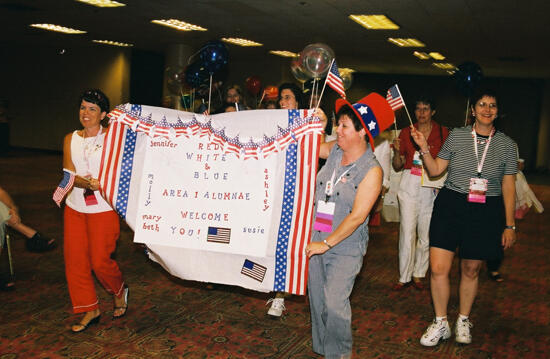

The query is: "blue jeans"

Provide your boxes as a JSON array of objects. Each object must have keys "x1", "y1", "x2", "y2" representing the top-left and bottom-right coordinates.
[{"x1": 308, "y1": 251, "x2": 364, "y2": 358}]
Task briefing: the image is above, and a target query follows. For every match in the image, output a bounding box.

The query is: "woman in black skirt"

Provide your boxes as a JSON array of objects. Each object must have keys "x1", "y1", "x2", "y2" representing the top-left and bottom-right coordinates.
[{"x1": 410, "y1": 88, "x2": 518, "y2": 346}]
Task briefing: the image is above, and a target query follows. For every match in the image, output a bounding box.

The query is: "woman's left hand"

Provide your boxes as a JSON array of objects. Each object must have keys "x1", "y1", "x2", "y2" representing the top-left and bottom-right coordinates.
[
  {"x1": 88, "y1": 178, "x2": 100, "y2": 191},
  {"x1": 314, "y1": 108, "x2": 328, "y2": 131},
  {"x1": 7, "y1": 208, "x2": 21, "y2": 226},
  {"x1": 502, "y1": 228, "x2": 516, "y2": 250},
  {"x1": 305, "y1": 241, "x2": 329, "y2": 258}
]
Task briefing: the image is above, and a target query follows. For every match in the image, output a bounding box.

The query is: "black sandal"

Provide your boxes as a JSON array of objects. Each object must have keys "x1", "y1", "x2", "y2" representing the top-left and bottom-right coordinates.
[
  {"x1": 26, "y1": 232, "x2": 57, "y2": 253},
  {"x1": 0, "y1": 277, "x2": 15, "y2": 291}
]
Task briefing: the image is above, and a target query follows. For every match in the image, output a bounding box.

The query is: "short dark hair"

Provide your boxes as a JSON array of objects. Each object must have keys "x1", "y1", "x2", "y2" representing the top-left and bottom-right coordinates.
[
  {"x1": 278, "y1": 83, "x2": 303, "y2": 109},
  {"x1": 470, "y1": 87, "x2": 499, "y2": 108},
  {"x1": 415, "y1": 96, "x2": 436, "y2": 110},
  {"x1": 336, "y1": 105, "x2": 369, "y2": 144},
  {"x1": 80, "y1": 89, "x2": 110, "y2": 113}
]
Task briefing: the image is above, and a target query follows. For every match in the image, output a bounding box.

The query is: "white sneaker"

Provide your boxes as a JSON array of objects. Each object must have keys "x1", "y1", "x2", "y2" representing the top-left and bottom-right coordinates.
[
  {"x1": 455, "y1": 317, "x2": 473, "y2": 344},
  {"x1": 266, "y1": 298, "x2": 285, "y2": 317},
  {"x1": 420, "y1": 319, "x2": 451, "y2": 346}
]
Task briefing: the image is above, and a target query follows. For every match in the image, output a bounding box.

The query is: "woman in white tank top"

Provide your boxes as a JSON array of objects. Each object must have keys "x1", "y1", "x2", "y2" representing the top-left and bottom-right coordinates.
[{"x1": 61, "y1": 89, "x2": 128, "y2": 332}]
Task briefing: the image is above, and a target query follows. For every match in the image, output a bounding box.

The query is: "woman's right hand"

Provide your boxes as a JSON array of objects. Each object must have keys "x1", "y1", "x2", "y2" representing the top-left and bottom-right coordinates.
[{"x1": 410, "y1": 125, "x2": 429, "y2": 152}]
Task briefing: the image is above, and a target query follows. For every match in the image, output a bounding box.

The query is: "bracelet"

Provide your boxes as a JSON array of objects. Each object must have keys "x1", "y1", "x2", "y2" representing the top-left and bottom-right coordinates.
[
  {"x1": 323, "y1": 239, "x2": 332, "y2": 249},
  {"x1": 419, "y1": 149, "x2": 430, "y2": 156},
  {"x1": 505, "y1": 225, "x2": 516, "y2": 230}
]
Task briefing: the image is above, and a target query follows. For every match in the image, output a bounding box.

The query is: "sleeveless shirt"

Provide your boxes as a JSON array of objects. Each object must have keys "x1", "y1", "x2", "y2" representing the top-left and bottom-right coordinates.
[
  {"x1": 65, "y1": 130, "x2": 113, "y2": 213},
  {"x1": 311, "y1": 144, "x2": 380, "y2": 256}
]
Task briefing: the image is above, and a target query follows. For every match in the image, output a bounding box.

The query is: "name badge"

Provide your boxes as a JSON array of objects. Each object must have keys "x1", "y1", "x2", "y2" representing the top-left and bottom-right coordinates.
[
  {"x1": 468, "y1": 177, "x2": 488, "y2": 203},
  {"x1": 313, "y1": 201, "x2": 335, "y2": 232},
  {"x1": 84, "y1": 188, "x2": 99, "y2": 206},
  {"x1": 411, "y1": 151, "x2": 423, "y2": 176}
]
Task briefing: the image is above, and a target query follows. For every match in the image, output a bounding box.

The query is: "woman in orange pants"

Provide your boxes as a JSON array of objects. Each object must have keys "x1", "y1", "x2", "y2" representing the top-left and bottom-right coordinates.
[{"x1": 61, "y1": 89, "x2": 128, "y2": 332}]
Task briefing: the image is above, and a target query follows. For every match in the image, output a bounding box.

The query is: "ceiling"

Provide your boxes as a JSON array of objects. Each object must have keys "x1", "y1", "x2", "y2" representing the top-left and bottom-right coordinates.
[{"x1": 2, "y1": 0, "x2": 549, "y2": 78}]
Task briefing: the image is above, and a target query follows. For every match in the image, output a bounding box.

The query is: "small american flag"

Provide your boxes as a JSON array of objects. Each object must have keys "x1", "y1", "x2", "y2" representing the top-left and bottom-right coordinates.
[
  {"x1": 241, "y1": 259, "x2": 267, "y2": 282},
  {"x1": 207, "y1": 226, "x2": 231, "y2": 244},
  {"x1": 53, "y1": 169, "x2": 75, "y2": 207},
  {"x1": 386, "y1": 84, "x2": 405, "y2": 111},
  {"x1": 326, "y1": 60, "x2": 346, "y2": 99}
]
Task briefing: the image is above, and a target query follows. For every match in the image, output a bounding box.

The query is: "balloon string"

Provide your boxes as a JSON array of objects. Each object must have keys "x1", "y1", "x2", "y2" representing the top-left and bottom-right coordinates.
[
  {"x1": 208, "y1": 74, "x2": 213, "y2": 115},
  {"x1": 464, "y1": 98, "x2": 470, "y2": 126},
  {"x1": 258, "y1": 90, "x2": 266, "y2": 108},
  {"x1": 180, "y1": 88, "x2": 188, "y2": 111}
]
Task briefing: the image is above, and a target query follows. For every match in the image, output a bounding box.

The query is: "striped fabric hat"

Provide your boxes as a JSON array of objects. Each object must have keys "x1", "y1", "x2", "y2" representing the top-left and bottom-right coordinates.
[{"x1": 335, "y1": 92, "x2": 394, "y2": 150}]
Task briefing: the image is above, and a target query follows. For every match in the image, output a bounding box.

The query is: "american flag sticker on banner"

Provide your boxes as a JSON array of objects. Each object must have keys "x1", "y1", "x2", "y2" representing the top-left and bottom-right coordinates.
[
  {"x1": 207, "y1": 226, "x2": 231, "y2": 244},
  {"x1": 241, "y1": 259, "x2": 267, "y2": 282}
]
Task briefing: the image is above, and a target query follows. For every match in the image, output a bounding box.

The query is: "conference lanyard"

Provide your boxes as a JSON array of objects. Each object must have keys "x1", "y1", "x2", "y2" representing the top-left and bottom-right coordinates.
[
  {"x1": 472, "y1": 126, "x2": 495, "y2": 177},
  {"x1": 325, "y1": 164, "x2": 356, "y2": 198}
]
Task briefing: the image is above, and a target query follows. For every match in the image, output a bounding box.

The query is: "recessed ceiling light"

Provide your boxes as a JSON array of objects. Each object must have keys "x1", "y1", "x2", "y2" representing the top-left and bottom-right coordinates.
[
  {"x1": 339, "y1": 68, "x2": 355, "y2": 75},
  {"x1": 222, "y1": 38, "x2": 262, "y2": 47},
  {"x1": 75, "y1": 0, "x2": 125, "y2": 7},
  {"x1": 30, "y1": 24, "x2": 86, "y2": 34},
  {"x1": 349, "y1": 15, "x2": 399, "y2": 30},
  {"x1": 388, "y1": 38, "x2": 425, "y2": 47},
  {"x1": 269, "y1": 50, "x2": 298, "y2": 57},
  {"x1": 429, "y1": 52, "x2": 445, "y2": 60},
  {"x1": 93, "y1": 40, "x2": 133, "y2": 47},
  {"x1": 432, "y1": 62, "x2": 456, "y2": 70},
  {"x1": 413, "y1": 51, "x2": 430, "y2": 60},
  {"x1": 151, "y1": 19, "x2": 207, "y2": 31}
]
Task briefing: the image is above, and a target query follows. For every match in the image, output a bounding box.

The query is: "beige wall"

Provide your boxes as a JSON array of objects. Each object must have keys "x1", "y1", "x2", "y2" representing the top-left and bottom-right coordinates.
[{"x1": 1, "y1": 44, "x2": 131, "y2": 151}]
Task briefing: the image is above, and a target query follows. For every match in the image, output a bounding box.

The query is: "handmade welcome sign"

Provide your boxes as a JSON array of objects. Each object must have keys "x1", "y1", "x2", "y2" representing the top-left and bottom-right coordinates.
[{"x1": 99, "y1": 104, "x2": 322, "y2": 295}]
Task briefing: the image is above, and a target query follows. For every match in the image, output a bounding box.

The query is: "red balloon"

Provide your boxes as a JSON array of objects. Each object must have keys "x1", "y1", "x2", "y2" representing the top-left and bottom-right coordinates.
[
  {"x1": 245, "y1": 76, "x2": 262, "y2": 96},
  {"x1": 264, "y1": 85, "x2": 278, "y2": 100}
]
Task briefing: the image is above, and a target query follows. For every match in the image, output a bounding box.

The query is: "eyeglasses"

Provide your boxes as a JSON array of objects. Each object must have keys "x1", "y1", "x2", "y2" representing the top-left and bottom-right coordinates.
[{"x1": 476, "y1": 102, "x2": 497, "y2": 109}]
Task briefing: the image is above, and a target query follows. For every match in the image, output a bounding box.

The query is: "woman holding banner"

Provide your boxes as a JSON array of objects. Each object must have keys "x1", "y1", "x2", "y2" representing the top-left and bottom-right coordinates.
[
  {"x1": 411, "y1": 88, "x2": 517, "y2": 346},
  {"x1": 61, "y1": 89, "x2": 128, "y2": 332},
  {"x1": 266, "y1": 83, "x2": 329, "y2": 317},
  {"x1": 305, "y1": 93, "x2": 393, "y2": 358}
]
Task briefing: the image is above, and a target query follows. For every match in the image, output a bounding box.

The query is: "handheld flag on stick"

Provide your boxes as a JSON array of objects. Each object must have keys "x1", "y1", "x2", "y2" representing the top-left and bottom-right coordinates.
[
  {"x1": 53, "y1": 169, "x2": 75, "y2": 207},
  {"x1": 386, "y1": 84, "x2": 413, "y2": 126},
  {"x1": 316, "y1": 59, "x2": 346, "y2": 109},
  {"x1": 326, "y1": 60, "x2": 346, "y2": 99}
]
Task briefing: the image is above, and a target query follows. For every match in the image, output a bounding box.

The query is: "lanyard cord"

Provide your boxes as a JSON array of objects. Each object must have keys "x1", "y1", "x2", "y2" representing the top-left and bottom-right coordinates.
[{"x1": 472, "y1": 124, "x2": 495, "y2": 176}]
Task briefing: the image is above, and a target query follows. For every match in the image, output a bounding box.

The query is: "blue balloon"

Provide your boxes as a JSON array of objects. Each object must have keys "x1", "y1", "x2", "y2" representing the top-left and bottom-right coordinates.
[
  {"x1": 185, "y1": 61, "x2": 209, "y2": 89},
  {"x1": 199, "y1": 40, "x2": 229, "y2": 74},
  {"x1": 454, "y1": 62, "x2": 483, "y2": 97}
]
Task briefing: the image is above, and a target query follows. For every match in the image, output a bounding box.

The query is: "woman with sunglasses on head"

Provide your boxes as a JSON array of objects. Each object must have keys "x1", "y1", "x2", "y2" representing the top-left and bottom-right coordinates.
[
  {"x1": 61, "y1": 89, "x2": 128, "y2": 332},
  {"x1": 411, "y1": 88, "x2": 518, "y2": 346}
]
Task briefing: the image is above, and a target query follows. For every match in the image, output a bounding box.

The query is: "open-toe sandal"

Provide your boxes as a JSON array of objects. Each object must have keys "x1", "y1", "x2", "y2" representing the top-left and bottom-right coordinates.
[
  {"x1": 113, "y1": 286, "x2": 129, "y2": 319},
  {"x1": 71, "y1": 314, "x2": 100, "y2": 333}
]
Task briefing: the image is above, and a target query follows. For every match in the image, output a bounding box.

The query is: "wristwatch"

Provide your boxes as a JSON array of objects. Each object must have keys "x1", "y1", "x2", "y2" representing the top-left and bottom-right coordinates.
[{"x1": 505, "y1": 225, "x2": 516, "y2": 230}]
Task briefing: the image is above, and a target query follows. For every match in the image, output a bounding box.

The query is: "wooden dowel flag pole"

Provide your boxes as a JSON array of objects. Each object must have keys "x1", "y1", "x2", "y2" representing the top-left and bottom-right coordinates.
[
  {"x1": 315, "y1": 58, "x2": 335, "y2": 110},
  {"x1": 386, "y1": 84, "x2": 413, "y2": 126}
]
